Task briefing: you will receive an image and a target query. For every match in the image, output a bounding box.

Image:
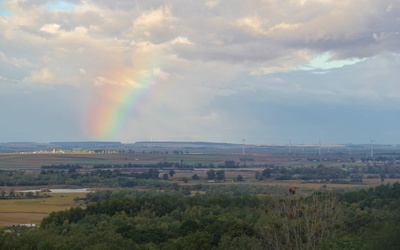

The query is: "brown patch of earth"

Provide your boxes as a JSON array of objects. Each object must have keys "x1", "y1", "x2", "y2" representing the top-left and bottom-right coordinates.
[{"x1": 0, "y1": 213, "x2": 47, "y2": 227}]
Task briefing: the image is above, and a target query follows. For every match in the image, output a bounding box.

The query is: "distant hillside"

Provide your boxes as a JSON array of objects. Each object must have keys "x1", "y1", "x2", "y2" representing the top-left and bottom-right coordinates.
[
  {"x1": 50, "y1": 141, "x2": 122, "y2": 149},
  {"x1": 133, "y1": 141, "x2": 242, "y2": 149},
  {"x1": 0, "y1": 142, "x2": 50, "y2": 153}
]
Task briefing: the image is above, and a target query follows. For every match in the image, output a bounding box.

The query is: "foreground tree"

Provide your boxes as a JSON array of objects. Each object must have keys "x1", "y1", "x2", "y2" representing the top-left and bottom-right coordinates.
[{"x1": 262, "y1": 190, "x2": 342, "y2": 250}]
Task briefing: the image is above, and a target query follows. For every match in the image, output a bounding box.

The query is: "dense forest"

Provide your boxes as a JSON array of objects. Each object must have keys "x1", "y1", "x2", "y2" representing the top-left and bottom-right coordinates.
[{"x1": 1, "y1": 183, "x2": 400, "y2": 249}]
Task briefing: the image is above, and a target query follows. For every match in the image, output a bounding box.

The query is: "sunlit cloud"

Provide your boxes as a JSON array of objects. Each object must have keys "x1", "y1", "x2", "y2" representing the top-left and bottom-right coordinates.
[{"x1": 23, "y1": 68, "x2": 54, "y2": 84}]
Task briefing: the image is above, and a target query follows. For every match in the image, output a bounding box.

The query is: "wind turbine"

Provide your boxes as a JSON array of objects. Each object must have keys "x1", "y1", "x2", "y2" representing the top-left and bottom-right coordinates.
[
  {"x1": 348, "y1": 142, "x2": 352, "y2": 155},
  {"x1": 318, "y1": 139, "x2": 321, "y2": 156},
  {"x1": 370, "y1": 135, "x2": 374, "y2": 158},
  {"x1": 242, "y1": 139, "x2": 245, "y2": 155},
  {"x1": 288, "y1": 139, "x2": 292, "y2": 155}
]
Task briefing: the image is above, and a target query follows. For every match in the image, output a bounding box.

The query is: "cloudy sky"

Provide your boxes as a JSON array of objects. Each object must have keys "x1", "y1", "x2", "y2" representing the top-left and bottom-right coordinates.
[{"x1": 0, "y1": 0, "x2": 399, "y2": 145}]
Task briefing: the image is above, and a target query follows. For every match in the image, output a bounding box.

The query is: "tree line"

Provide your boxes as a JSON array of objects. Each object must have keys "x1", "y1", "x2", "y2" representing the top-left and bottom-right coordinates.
[{"x1": 1, "y1": 183, "x2": 400, "y2": 249}]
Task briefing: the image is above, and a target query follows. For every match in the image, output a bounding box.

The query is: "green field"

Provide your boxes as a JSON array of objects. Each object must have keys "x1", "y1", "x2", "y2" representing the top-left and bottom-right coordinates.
[
  {"x1": 0, "y1": 153, "x2": 246, "y2": 169},
  {"x1": 0, "y1": 151, "x2": 337, "y2": 169}
]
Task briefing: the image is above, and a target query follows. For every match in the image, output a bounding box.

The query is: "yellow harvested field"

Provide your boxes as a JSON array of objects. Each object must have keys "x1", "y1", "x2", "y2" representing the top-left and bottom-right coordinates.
[{"x1": 0, "y1": 193, "x2": 86, "y2": 227}]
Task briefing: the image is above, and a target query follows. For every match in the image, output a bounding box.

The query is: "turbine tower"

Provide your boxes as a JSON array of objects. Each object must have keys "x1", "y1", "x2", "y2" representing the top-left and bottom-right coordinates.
[
  {"x1": 318, "y1": 140, "x2": 321, "y2": 156},
  {"x1": 370, "y1": 136, "x2": 374, "y2": 158},
  {"x1": 349, "y1": 142, "x2": 352, "y2": 155},
  {"x1": 242, "y1": 139, "x2": 245, "y2": 155},
  {"x1": 288, "y1": 139, "x2": 292, "y2": 155}
]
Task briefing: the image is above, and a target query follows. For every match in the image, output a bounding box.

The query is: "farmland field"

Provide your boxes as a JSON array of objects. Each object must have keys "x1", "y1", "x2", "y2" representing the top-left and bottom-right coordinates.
[
  {"x1": 0, "y1": 153, "x2": 263, "y2": 169},
  {"x1": 0, "y1": 192, "x2": 86, "y2": 226},
  {"x1": 0, "y1": 151, "x2": 358, "y2": 169},
  {"x1": 0, "y1": 144, "x2": 399, "y2": 228}
]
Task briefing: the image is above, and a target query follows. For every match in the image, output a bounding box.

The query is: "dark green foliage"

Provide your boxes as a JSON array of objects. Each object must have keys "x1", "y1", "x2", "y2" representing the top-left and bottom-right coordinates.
[
  {"x1": 205, "y1": 169, "x2": 225, "y2": 181},
  {"x1": 262, "y1": 168, "x2": 271, "y2": 178},
  {"x1": 224, "y1": 160, "x2": 238, "y2": 168},
  {"x1": 367, "y1": 223, "x2": 400, "y2": 250},
  {"x1": 339, "y1": 182, "x2": 400, "y2": 210},
  {"x1": 206, "y1": 169, "x2": 215, "y2": 180},
  {"x1": 41, "y1": 164, "x2": 83, "y2": 170},
  {"x1": 2, "y1": 183, "x2": 400, "y2": 249},
  {"x1": 2, "y1": 190, "x2": 266, "y2": 249},
  {"x1": 169, "y1": 170, "x2": 176, "y2": 177},
  {"x1": 335, "y1": 183, "x2": 400, "y2": 249},
  {"x1": 0, "y1": 168, "x2": 166, "y2": 188},
  {"x1": 321, "y1": 235, "x2": 367, "y2": 250},
  {"x1": 179, "y1": 219, "x2": 200, "y2": 236},
  {"x1": 215, "y1": 170, "x2": 225, "y2": 180},
  {"x1": 235, "y1": 175, "x2": 244, "y2": 181}
]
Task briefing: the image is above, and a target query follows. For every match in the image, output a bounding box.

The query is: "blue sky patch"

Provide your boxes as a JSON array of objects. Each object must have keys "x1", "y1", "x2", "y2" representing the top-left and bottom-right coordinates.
[
  {"x1": 45, "y1": 1, "x2": 76, "y2": 11},
  {"x1": 305, "y1": 52, "x2": 366, "y2": 70},
  {"x1": 0, "y1": 0, "x2": 11, "y2": 16}
]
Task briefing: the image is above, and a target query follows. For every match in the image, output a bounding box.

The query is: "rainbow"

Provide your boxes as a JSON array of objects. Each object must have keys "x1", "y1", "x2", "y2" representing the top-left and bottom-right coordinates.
[{"x1": 87, "y1": 55, "x2": 166, "y2": 140}]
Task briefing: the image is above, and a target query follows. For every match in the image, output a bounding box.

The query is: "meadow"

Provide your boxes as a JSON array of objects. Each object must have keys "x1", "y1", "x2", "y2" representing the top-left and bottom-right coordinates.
[{"x1": 0, "y1": 192, "x2": 86, "y2": 226}]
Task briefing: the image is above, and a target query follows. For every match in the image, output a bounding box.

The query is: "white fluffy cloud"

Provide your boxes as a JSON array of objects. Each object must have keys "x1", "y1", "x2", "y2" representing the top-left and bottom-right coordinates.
[{"x1": 24, "y1": 68, "x2": 54, "y2": 84}]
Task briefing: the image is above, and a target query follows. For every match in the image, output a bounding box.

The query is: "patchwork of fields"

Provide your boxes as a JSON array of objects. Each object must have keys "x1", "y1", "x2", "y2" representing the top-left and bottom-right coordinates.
[{"x1": 0, "y1": 147, "x2": 399, "y2": 227}]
